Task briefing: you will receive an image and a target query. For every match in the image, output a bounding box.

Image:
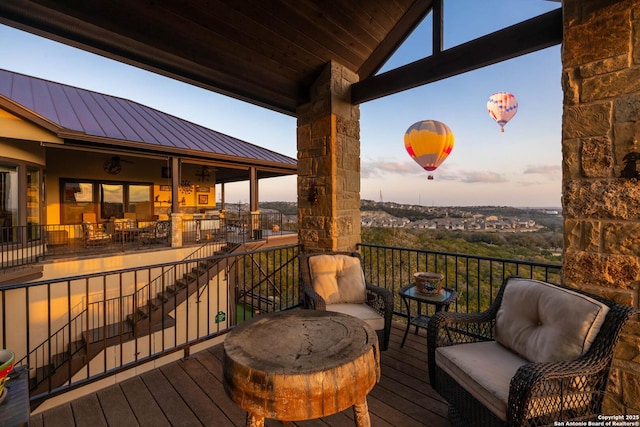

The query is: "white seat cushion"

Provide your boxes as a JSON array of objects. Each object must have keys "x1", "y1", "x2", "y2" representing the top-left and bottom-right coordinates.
[
  {"x1": 309, "y1": 254, "x2": 366, "y2": 304},
  {"x1": 437, "y1": 341, "x2": 594, "y2": 422},
  {"x1": 325, "y1": 303, "x2": 385, "y2": 331},
  {"x1": 437, "y1": 341, "x2": 527, "y2": 421},
  {"x1": 495, "y1": 278, "x2": 609, "y2": 363}
]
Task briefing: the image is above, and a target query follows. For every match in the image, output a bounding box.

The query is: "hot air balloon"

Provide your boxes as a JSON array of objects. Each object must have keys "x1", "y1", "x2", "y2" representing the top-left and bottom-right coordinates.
[
  {"x1": 487, "y1": 92, "x2": 518, "y2": 132},
  {"x1": 404, "y1": 120, "x2": 454, "y2": 180}
]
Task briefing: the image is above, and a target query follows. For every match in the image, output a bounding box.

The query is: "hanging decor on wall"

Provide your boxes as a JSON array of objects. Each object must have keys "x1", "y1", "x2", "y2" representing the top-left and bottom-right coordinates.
[
  {"x1": 103, "y1": 156, "x2": 123, "y2": 175},
  {"x1": 179, "y1": 179, "x2": 193, "y2": 194},
  {"x1": 196, "y1": 166, "x2": 211, "y2": 182}
]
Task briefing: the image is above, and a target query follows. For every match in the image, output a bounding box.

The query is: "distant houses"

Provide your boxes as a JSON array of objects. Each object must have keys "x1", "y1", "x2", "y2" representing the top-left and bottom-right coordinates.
[{"x1": 361, "y1": 210, "x2": 542, "y2": 232}]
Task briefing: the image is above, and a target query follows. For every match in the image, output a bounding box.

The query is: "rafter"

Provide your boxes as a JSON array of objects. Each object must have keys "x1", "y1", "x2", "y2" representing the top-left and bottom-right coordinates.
[{"x1": 352, "y1": 8, "x2": 562, "y2": 105}]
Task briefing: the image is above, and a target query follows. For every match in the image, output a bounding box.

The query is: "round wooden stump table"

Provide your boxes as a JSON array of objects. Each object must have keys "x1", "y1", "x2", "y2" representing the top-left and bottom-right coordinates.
[{"x1": 223, "y1": 309, "x2": 380, "y2": 427}]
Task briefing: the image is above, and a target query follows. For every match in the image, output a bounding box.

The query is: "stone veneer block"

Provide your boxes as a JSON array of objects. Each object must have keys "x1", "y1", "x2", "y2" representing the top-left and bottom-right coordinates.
[
  {"x1": 563, "y1": 4, "x2": 630, "y2": 67},
  {"x1": 581, "y1": 137, "x2": 613, "y2": 178},
  {"x1": 614, "y1": 93, "x2": 640, "y2": 123},
  {"x1": 603, "y1": 223, "x2": 640, "y2": 256},
  {"x1": 562, "y1": 251, "x2": 639, "y2": 290},
  {"x1": 563, "y1": 219, "x2": 581, "y2": 251},
  {"x1": 563, "y1": 180, "x2": 640, "y2": 220},
  {"x1": 580, "y1": 54, "x2": 629, "y2": 78},
  {"x1": 562, "y1": 138, "x2": 582, "y2": 179},
  {"x1": 563, "y1": 103, "x2": 612, "y2": 139},
  {"x1": 582, "y1": 68, "x2": 640, "y2": 102},
  {"x1": 621, "y1": 371, "x2": 640, "y2": 409}
]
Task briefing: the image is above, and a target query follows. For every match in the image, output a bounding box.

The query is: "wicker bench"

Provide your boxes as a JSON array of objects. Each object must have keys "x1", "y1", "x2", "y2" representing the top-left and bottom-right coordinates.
[{"x1": 427, "y1": 276, "x2": 635, "y2": 427}]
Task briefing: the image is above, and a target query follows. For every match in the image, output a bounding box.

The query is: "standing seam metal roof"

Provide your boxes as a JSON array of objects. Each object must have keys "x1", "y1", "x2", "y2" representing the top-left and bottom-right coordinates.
[{"x1": 0, "y1": 68, "x2": 296, "y2": 166}]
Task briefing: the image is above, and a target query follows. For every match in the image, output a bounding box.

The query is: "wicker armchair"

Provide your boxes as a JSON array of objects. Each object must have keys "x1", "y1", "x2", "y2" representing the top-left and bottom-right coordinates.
[
  {"x1": 139, "y1": 220, "x2": 170, "y2": 244},
  {"x1": 299, "y1": 251, "x2": 393, "y2": 350},
  {"x1": 427, "y1": 276, "x2": 635, "y2": 427},
  {"x1": 82, "y1": 222, "x2": 111, "y2": 247}
]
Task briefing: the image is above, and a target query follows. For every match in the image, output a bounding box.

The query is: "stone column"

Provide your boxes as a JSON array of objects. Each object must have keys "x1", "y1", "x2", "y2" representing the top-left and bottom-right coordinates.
[
  {"x1": 170, "y1": 212, "x2": 183, "y2": 247},
  {"x1": 297, "y1": 61, "x2": 361, "y2": 253},
  {"x1": 562, "y1": 0, "x2": 640, "y2": 413}
]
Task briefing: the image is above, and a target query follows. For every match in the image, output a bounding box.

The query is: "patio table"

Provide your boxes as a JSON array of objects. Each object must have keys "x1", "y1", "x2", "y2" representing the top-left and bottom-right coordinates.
[{"x1": 223, "y1": 309, "x2": 380, "y2": 427}]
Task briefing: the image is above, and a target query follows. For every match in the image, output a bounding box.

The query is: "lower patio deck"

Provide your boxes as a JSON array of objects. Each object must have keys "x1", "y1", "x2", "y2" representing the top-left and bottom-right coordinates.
[{"x1": 28, "y1": 321, "x2": 450, "y2": 427}]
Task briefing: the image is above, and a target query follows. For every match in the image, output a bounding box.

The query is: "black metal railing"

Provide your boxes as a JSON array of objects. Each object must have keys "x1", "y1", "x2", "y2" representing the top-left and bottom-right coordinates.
[
  {"x1": 1, "y1": 240, "x2": 563, "y2": 405},
  {"x1": 357, "y1": 243, "x2": 562, "y2": 315},
  {"x1": 1, "y1": 213, "x2": 297, "y2": 271},
  {"x1": 0, "y1": 224, "x2": 45, "y2": 269},
  {"x1": 1, "y1": 244, "x2": 300, "y2": 404},
  {"x1": 181, "y1": 212, "x2": 293, "y2": 245}
]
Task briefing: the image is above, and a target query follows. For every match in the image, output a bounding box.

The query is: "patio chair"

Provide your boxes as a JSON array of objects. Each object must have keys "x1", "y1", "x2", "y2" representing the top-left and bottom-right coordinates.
[
  {"x1": 82, "y1": 222, "x2": 111, "y2": 247},
  {"x1": 427, "y1": 276, "x2": 635, "y2": 427},
  {"x1": 299, "y1": 251, "x2": 393, "y2": 350},
  {"x1": 139, "y1": 220, "x2": 170, "y2": 244}
]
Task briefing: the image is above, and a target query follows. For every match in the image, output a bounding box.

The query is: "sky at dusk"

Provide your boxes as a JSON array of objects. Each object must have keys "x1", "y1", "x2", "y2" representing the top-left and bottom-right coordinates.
[{"x1": 0, "y1": 1, "x2": 562, "y2": 207}]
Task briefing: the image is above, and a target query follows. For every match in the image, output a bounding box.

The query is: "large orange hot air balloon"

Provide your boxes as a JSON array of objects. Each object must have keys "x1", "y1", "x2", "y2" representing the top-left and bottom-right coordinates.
[
  {"x1": 487, "y1": 92, "x2": 518, "y2": 132},
  {"x1": 404, "y1": 120, "x2": 454, "y2": 180}
]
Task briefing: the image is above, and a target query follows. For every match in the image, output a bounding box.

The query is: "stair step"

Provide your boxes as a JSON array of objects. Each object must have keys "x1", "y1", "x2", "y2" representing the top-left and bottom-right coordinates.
[
  {"x1": 51, "y1": 352, "x2": 69, "y2": 369},
  {"x1": 192, "y1": 267, "x2": 208, "y2": 276},
  {"x1": 69, "y1": 339, "x2": 86, "y2": 355},
  {"x1": 147, "y1": 297, "x2": 162, "y2": 310},
  {"x1": 183, "y1": 271, "x2": 199, "y2": 281},
  {"x1": 156, "y1": 291, "x2": 169, "y2": 303},
  {"x1": 30, "y1": 364, "x2": 53, "y2": 389},
  {"x1": 137, "y1": 306, "x2": 150, "y2": 319},
  {"x1": 174, "y1": 278, "x2": 189, "y2": 289}
]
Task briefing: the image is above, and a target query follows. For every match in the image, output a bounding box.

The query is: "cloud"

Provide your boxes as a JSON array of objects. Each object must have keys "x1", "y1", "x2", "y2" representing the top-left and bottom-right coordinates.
[
  {"x1": 457, "y1": 171, "x2": 508, "y2": 183},
  {"x1": 361, "y1": 159, "x2": 508, "y2": 184},
  {"x1": 523, "y1": 164, "x2": 561, "y2": 175},
  {"x1": 361, "y1": 160, "x2": 419, "y2": 178}
]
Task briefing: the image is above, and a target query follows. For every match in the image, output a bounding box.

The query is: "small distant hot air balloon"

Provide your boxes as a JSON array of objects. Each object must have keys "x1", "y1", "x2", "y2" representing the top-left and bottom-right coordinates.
[
  {"x1": 404, "y1": 120, "x2": 454, "y2": 180},
  {"x1": 487, "y1": 92, "x2": 518, "y2": 132}
]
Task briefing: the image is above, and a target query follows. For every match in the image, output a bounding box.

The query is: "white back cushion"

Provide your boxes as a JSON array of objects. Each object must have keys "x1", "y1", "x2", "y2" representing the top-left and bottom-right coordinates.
[
  {"x1": 309, "y1": 254, "x2": 367, "y2": 304},
  {"x1": 495, "y1": 278, "x2": 609, "y2": 363}
]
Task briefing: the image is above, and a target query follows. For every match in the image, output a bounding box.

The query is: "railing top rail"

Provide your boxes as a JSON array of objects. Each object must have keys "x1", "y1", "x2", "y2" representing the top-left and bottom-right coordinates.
[
  {"x1": 357, "y1": 243, "x2": 561, "y2": 270},
  {"x1": 1, "y1": 243, "x2": 301, "y2": 291}
]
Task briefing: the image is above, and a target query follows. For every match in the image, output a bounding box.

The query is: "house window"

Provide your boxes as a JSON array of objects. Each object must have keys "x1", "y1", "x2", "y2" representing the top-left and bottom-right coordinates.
[
  {"x1": 27, "y1": 168, "x2": 41, "y2": 227},
  {"x1": 62, "y1": 182, "x2": 95, "y2": 224},
  {"x1": 0, "y1": 161, "x2": 43, "y2": 242},
  {"x1": 27, "y1": 167, "x2": 41, "y2": 239},
  {"x1": 129, "y1": 185, "x2": 152, "y2": 219},
  {"x1": 61, "y1": 180, "x2": 153, "y2": 224},
  {"x1": 0, "y1": 164, "x2": 18, "y2": 235},
  {"x1": 101, "y1": 183, "x2": 123, "y2": 219}
]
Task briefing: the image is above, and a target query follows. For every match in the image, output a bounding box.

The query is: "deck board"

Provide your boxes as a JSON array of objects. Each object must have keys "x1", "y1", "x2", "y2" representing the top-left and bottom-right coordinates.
[
  {"x1": 119, "y1": 376, "x2": 172, "y2": 427},
  {"x1": 29, "y1": 322, "x2": 450, "y2": 426},
  {"x1": 96, "y1": 382, "x2": 141, "y2": 427},
  {"x1": 140, "y1": 369, "x2": 202, "y2": 426},
  {"x1": 70, "y1": 394, "x2": 109, "y2": 427}
]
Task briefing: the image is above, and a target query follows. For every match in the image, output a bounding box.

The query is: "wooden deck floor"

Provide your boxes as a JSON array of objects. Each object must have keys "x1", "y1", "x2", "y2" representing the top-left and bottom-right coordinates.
[{"x1": 29, "y1": 322, "x2": 450, "y2": 427}]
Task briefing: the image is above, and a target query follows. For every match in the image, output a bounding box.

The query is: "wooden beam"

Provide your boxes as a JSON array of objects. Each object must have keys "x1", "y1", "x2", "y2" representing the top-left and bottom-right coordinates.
[
  {"x1": 358, "y1": 0, "x2": 434, "y2": 79},
  {"x1": 352, "y1": 8, "x2": 562, "y2": 104},
  {"x1": 432, "y1": 0, "x2": 442, "y2": 55}
]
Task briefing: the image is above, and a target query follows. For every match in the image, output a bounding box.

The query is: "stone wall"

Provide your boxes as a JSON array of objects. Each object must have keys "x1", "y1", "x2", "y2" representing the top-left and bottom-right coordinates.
[
  {"x1": 296, "y1": 61, "x2": 361, "y2": 253},
  {"x1": 562, "y1": 0, "x2": 640, "y2": 413}
]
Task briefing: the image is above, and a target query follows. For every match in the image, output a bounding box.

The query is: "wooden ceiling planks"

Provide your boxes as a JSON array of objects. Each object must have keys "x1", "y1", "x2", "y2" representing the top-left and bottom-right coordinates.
[{"x1": 0, "y1": 0, "x2": 560, "y2": 116}]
